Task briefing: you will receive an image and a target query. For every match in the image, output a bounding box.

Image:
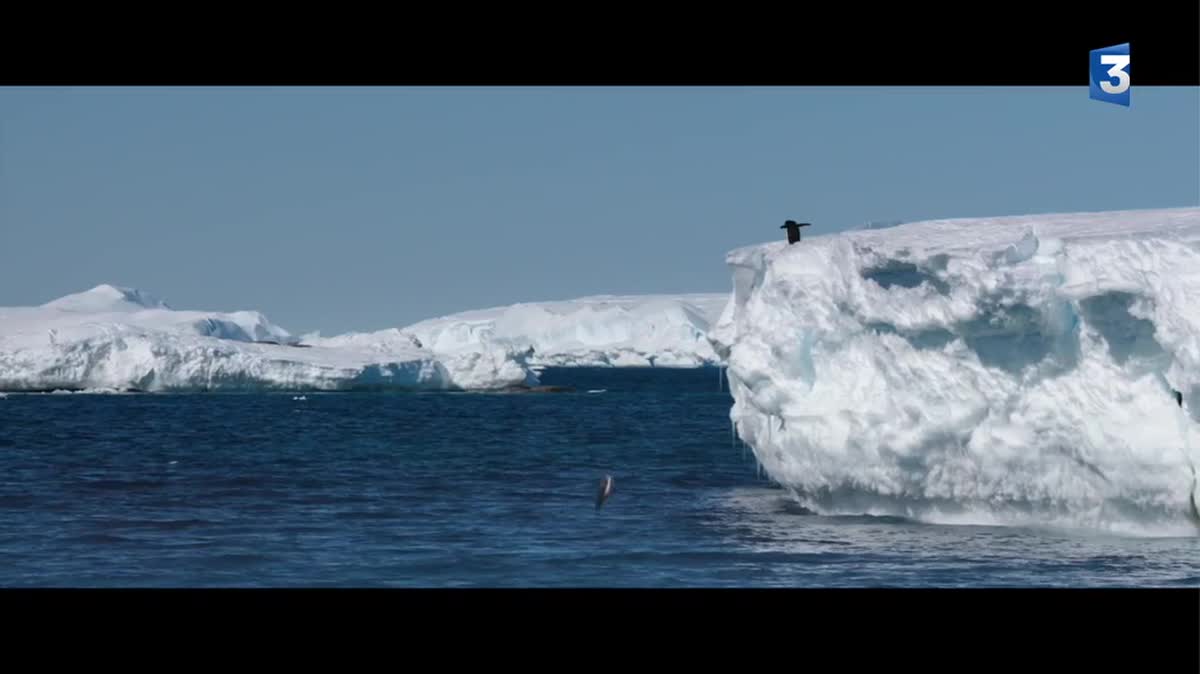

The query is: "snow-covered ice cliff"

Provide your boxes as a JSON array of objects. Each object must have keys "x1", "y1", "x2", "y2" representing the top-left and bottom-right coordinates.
[{"x1": 709, "y1": 207, "x2": 1200, "y2": 535}]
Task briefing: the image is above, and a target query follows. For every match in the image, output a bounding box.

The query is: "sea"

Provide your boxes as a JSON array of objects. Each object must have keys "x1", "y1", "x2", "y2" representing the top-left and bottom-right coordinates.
[{"x1": 0, "y1": 367, "x2": 1197, "y2": 587}]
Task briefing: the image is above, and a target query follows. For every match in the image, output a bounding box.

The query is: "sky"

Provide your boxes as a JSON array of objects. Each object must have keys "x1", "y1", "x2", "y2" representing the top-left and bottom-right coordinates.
[{"x1": 1, "y1": 86, "x2": 1197, "y2": 334}]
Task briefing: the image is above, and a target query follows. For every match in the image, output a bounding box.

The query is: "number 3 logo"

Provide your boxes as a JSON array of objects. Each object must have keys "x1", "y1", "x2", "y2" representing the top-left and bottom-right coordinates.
[
  {"x1": 1100, "y1": 54, "x2": 1131, "y2": 94},
  {"x1": 1090, "y1": 43, "x2": 1131, "y2": 106}
]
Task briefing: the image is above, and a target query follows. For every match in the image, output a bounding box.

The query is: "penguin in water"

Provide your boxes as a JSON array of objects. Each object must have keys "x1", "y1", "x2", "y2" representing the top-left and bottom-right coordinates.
[
  {"x1": 595, "y1": 474, "x2": 615, "y2": 510},
  {"x1": 1173, "y1": 388, "x2": 1200, "y2": 527}
]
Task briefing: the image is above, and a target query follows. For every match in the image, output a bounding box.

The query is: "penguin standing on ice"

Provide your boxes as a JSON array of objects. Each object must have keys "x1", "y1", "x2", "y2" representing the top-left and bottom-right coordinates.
[
  {"x1": 595, "y1": 474, "x2": 615, "y2": 510},
  {"x1": 781, "y1": 220, "x2": 811, "y2": 245}
]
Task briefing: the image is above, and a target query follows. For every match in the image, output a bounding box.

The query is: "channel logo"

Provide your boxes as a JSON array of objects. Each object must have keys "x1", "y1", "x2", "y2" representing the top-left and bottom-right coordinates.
[{"x1": 1090, "y1": 43, "x2": 1130, "y2": 106}]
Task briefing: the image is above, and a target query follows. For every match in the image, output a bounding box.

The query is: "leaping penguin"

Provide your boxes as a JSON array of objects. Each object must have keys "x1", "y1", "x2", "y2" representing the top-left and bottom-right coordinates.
[
  {"x1": 1173, "y1": 388, "x2": 1200, "y2": 528},
  {"x1": 595, "y1": 474, "x2": 615, "y2": 510}
]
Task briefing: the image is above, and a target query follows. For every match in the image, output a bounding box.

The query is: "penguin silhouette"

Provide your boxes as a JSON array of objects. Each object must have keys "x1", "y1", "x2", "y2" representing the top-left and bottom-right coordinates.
[{"x1": 595, "y1": 474, "x2": 615, "y2": 510}]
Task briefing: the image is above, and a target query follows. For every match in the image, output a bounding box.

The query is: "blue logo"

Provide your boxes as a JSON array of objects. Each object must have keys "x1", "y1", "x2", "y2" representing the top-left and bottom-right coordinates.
[{"x1": 1090, "y1": 43, "x2": 1130, "y2": 106}]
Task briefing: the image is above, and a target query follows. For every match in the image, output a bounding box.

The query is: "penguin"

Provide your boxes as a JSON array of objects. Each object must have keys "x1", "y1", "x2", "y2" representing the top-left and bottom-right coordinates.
[
  {"x1": 595, "y1": 474, "x2": 615, "y2": 510},
  {"x1": 1172, "y1": 389, "x2": 1200, "y2": 527}
]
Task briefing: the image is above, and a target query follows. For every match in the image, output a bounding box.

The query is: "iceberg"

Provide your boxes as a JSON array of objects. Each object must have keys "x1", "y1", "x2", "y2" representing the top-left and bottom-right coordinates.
[
  {"x1": 402, "y1": 294, "x2": 729, "y2": 368},
  {"x1": 305, "y1": 327, "x2": 536, "y2": 391},
  {"x1": 0, "y1": 285, "x2": 533, "y2": 392},
  {"x1": 709, "y1": 207, "x2": 1200, "y2": 535}
]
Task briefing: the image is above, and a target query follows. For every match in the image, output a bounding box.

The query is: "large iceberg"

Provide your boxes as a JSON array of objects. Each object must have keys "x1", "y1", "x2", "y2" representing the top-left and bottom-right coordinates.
[
  {"x1": 709, "y1": 207, "x2": 1200, "y2": 536},
  {"x1": 403, "y1": 294, "x2": 729, "y2": 367},
  {"x1": 0, "y1": 285, "x2": 533, "y2": 392}
]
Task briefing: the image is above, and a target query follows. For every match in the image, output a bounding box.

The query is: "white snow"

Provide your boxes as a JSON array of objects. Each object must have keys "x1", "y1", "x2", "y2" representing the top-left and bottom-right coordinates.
[
  {"x1": 709, "y1": 207, "x2": 1200, "y2": 536},
  {"x1": 33, "y1": 284, "x2": 300, "y2": 345},
  {"x1": 0, "y1": 285, "x2": 533, "y2": 392},
  {"x1": 42, "y1": 284, "x2": 171, "y2": 312},
  {"x1": 0, "y1": 283, "x2": 720, "y2": 392},
  {"x1": 402, "y1": 294, "x2": 729, "y2": 368},
  {"x1": 305, "y1": 326, "x2": 537, "y2": 391}
]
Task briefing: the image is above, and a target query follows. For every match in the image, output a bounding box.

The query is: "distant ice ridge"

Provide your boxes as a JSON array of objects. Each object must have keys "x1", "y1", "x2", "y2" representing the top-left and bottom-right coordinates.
[
  {"x1": 402, "y1": 294, "x2": 730, "y2": 368},
  {"x1": 709, "y1": 207, "x2": 1200, "y2": 536},
  {"x1": 0, "y1": 285, "x2": 533, "y2": 392},
  {"x1": 304, "y1": 327, "x2": 535, "y2": 391}
]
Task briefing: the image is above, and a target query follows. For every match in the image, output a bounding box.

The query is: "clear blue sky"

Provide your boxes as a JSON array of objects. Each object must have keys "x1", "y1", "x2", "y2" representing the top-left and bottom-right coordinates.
[{"x1": 2, "y1": 87, "x2": 1197, "y2": 334}]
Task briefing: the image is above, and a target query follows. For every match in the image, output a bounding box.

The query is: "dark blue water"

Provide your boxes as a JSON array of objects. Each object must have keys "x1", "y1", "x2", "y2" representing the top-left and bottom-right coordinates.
[{"x1": 1, "y1": 367, "x2": 1196, "y2": 587}]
